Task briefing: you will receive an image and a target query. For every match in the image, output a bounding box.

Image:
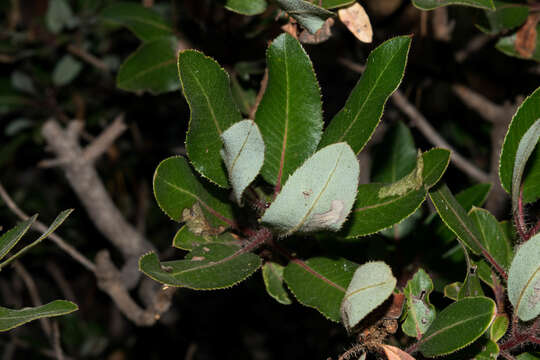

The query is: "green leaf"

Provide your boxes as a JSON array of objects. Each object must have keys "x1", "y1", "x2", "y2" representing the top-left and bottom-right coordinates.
[
  {"x1": 378, "y1": 151, "x2": 423, "y2": 198},
  {"x1": 284, "y1": 257, "x2": 358, "y2": 322},
  {"x1": 418, "y1": 297, "x2": 496, "y2": 357},
  {"x1": 101, "y1": 1, "x2": 173, "y2": 42},
  {"x1": 261, "y1": 143, "x2": 359, "y2": 236},
  {"x1": 341, "y1": 148, "x2": 448, "y2": 238},
  {"x1": 52, "y1": 54, "x2": 83, "y2": 86},
  {"x1": 153, "y1": 156, "x2": 234, "y2": 227},
  {"x1": 476, "y1": 1, "x2": 529, "y2": 35},
  {"x1": 500, "y1": 87, "x2": 540, "y2": 195},
  {"x1": 46, "y1": 0, "x2": 75, "y2": 34},
  {"x1": 319, "y1": 36, "x2": 411, "y2": 154},
  {"x1": 172, "y1": 226, "x2": 239, "y2": 251},
  {"x1": 117, "y1": 36, "x2": 180, "y2": 94},
  {"x1": 458, "y1": 267, "x2": 484, "y2": 299},
  {"x1": 220, "y1": 120, "x2": 265, "y2": 205},
  {"x1": 179, "y1": 50, "x2": 243, "y2": 187},
  {"x1": 511, "y1": 119, "x2": 540, "y2": 211},
  {"x1": 0, "y1": 210, "x2": 73, "y2": 270},
  {"x1": 379, "y1": 207, "x2": 423, "y2": 240},
  {"x1": 317, "y1": 0, "x2": 355, "y2": 9},
  {"x1": 402, "y1": 269, "x2": 436, "y2": 339},
  {"x1": 517, "y1": 354, "x2": 540, "y2": 360},
  {"x1": 496, "y1": 25, "x2": 540, "y2": 62},
  {"x1": 489, "y1": 314, "x2": 508, "y2": 342},
  {"x1": 429, "y1": 184, "x2": 484, "y2": 255},
  {"x1": 508, "y1": 232, "x2": 540, "y2": 321},
  {"x1": 230, "y1": 76, "x2": 256, "y2": 116},
  {"x1": 0, "y1": 300, "x2": 78, "y2": 332},
  {"x1": 0, "y1": 216, "x2": 36, "y2": 261},
  {"x1": 225, "y1": 0, "x2": 267, "y2": 15},
  {"x1": 473, "y1": 339, "x2": 499, "y2": 360},
  {"x1": 340, "y1": 261, "x2": 396, "y2": 332},
  {"x1": 522, "y1": 145, "x2": 540, "y2": 204},
  {"x1": 372, "y1": 121, "x2": 417, "y2": 183},
  {"x1": 444, "y1": 282, "x2": 461, "y2": 300},
  {"x1": 262, "y1": 262, "x2": 292, "y2": 305},
  {"x1": 255, "y1": 33, "x2": 323, "y2": 187},
  {"x1": 412, "y1": 0, "x2": 495, "y2": 10},
  {"x1": 475, "y1": 259, "x2": 495, "y2": 288},
  {"x1": 469, "y1": 207, "x2": 513, "y2": 270},
  {"x1": 139, "y1": 243, "x2": 262, "y2": 290},
  {"x1": 274, "y1": 0, "x2": 334, "y2": 34}
]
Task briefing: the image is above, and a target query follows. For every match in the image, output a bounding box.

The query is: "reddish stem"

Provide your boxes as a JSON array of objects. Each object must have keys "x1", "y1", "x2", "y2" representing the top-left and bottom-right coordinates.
[
  {"x1": 515, "y1": 185, "x2": 529, "y2": 242},
  {"x1": 482, "y1": 248, "x2": 508, "y2": 281}
]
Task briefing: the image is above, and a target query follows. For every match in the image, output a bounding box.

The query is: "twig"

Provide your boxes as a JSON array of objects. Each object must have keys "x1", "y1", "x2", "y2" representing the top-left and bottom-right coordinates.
[
  {"x1": 12, "y1": 261, "x2": 52, "y2": 337},
  {"x1": 51, "y1": 321, "x2": 64, "y2": 360},
  {"x1": 455, "y1": 34, "x2": 491, "y2": 63},
  {"x1": 452, "y1": 84, "x2": 510, "y2": 124},
  {"x1": 338, "y1": 58, "x2": 490, "y2": 183},
  {"x1": 67, "y1": 44, "x2": 109, "y2": 72},
  {"x1": 0, "y1": 182, "x2": 96, "y2": 273},
  {"x1": 80, "y1": 114, "x2": 127, "y2": 163}
]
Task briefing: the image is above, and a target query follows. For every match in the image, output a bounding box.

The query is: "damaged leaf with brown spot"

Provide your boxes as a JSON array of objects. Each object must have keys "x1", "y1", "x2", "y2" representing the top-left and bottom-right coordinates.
[{"x1": 338, "y1": 3, "x2": 373, "y2": 43}]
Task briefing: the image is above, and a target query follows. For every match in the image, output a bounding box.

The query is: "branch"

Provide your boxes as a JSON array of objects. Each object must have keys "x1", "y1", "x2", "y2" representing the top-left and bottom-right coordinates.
[
  {"x1": 67, "y1": 44, "x2": 109, "y2": 72},
  {"x1": 452, "y1": 84, "x2": 510, "y2": 124}
]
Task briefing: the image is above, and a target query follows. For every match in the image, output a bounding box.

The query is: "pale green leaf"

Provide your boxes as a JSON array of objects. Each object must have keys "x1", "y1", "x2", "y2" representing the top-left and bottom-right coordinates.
[
  {"x1": 139, "y1": 243, "x2": 262, "y2": 290},
  {"x1": 46, "y1": 0, "x2": 75, "y2": 34},
  {"x1": 117, "y1": 36, "x2": 179, "y2": 94},
  {"x1": 319, "y1": 36, "x2": 411, "y2": 154},
  {"x1": 53, "y1": 55, "x2": 83, "y2": 86},
  {"x1": 402, "y1": 269, "x2": 436, "y2": 338},
  {"x1": 444, "y1": 282, "x2": 461, "y2": 300},
  {"x1": 274, "y1": 0, "x2": 334, "y2": 34},
  {"x1": 418, "y1": 297, "x2": 496, "y2": 357},
  {"x1": 340, "y1": 261, "x2": 396, "y2": 332},
  {"x1": 172, "y1": 225, "x2": 239, "y2": 251},
  {"x1": 180, "y1": 50, "x2": 242, "y2": 187},
  {"x1": 220, "y1": 120, "x2": 265, "y2": 205},
  {"x1": 261, "y1": 143, "x2": 359, "y2": 236},
  {"x1": 255, "y1": 33, "x2": 323, "y2": 187},
  {"x1": 153, "y1": 156, "x2": 234, "y2": 228},
  {"x1": 508, "y1": 233, "x2": 540, "y2": 321},
  {"x1": 0, "y1": 300, "x2": 78, "y2": 332},
  {"x1": 262, "y1": 262, "x2": 292, "y2": 305},
  {"x1": 489, "y1": 314, "x2": 508, "y2": 342},
  {"x1": 284, "y1": 257, "x2": 358, "y2": 322},
  {"x1": 101, "y1": 1, "x2": 173, "y2": 42}
]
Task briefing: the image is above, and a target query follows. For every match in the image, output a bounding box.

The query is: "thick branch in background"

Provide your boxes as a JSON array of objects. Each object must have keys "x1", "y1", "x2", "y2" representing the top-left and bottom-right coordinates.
[{"x1": 41, "y1": 118, "x2": 154, "y2": 287}]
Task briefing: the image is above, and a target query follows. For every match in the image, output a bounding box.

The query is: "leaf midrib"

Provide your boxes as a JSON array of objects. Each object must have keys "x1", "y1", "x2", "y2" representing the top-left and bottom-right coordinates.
[
  {"x1": 187, "y1": 68, "x2": 223, "y2": 134},
  {"x1": 121, "y1": 58, "x2": 175, "y2": 85},
  {"x1": 515, "y1": 265, "x2": 540, "y2": 315},
  {"x1": 276, "y1": 39, "x2": 290, "y2": 187},
  {"x1": 343, "y1": 280, "x2": 391, "y2": 302}
]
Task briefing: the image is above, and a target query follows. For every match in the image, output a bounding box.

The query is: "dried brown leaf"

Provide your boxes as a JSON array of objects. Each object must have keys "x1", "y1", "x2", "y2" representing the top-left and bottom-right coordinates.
[
  {"x1": 515, "y1": 14, "x2": 540, "y2": 58},
  {"x1": 381, "y1": 345, "x2": 416, "y2": 360},
  {"x1": 338, "y1": 3, "x2": 373, "y2": 43},
  {"x1": 299, "y1": 18, "x2": 335, "y2": 44}
]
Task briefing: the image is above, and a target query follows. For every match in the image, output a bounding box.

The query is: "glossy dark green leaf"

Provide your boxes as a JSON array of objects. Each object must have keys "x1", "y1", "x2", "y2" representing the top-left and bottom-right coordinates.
[
  {"x1": 179, "y1": 50, "x2": 243, "y2": 187},
  {"x1": 475, "y1": 260, "x2": 495, "y2": 288},
  {"x1": 341, "y1": 261, "x2": 396, "y2": 332},
  {"x1": 429, "y1": 184, "x2": 484, "y2": 255},
  {"x1": 0, "y1": 216, "x2": 36, "y2": 261},
  {"x1": 318, "y1": 0, "x2": 355, "y2": 9},
  {"x1": 469, "y1": 207, "x2": 513, "y2": 270},
  {"x1": 522, "y1": 145, "x2": 540, "y2": 204},
  {"x1": 139, "y1": 243, "x2": 262, "y2": 290},
  {"x1": 412, "y1": 0, "x2": 494, "y2": 10},
  {"x1": 418, "y1": 297, "x2": 496, "y2": 357},
  {"x1": 261, "y1": 143, "x2": 359, "y2": 236},
  {"x1": 262, "y1": 262, "x2": 292, "y2": 305},
  {"x1": 153, "y1": 156, "x2": 234, "y2": 227},
  {"x1": 496, "y1": 25, "x2": 540, "y2": 62},
  {"x1": 342, "y1": 148, "x2": 448, "y2": 238},
  {"x1": 500, "y1": 87, "x2": 540, "y2": 196},
  {"x1": 319, "y1": 36, "x2": 411, "y2": 154},
  {"x1": 508, "y1": 233, "x2": 540, "y2": 321},
  {"x1": 274, "y1": 0, "x2": 334, "y2": 34},
  {"x1": 402, "y1": 269, "x2": 436, "y2": 338},
  {"x1": 284, "y1": 257, "x2": 358, "y2": 322},
  {"x1": 117, "y1": 36, "x2": 179, "y2": 94},
  {"x1": 225, "y1": 0, "x2": 267, "y2": 15},
  {"x1": 52, "y1": 54, "x2": 83, "y2": 86},
  {"x1": 220, "y1": 120, "x2": 265, "y2": 204},
  {"x1": 255, "y1": 33, "x2": 323, "y2": 187},
  {"x1": 0, "y1": 300, "x2": 78, "y2": 332},
  {"x1": 379, "y1": 207, "x2": 423, "y2": 240},
  {"x1": 476, "y1": 1, "x2": 529, "y2": 34},
  {"x1": 172, "y1": 226, "x2": 239, "y2": 251},
  {"x1": 101, "y1": 2, "x2": 173, "y2": 42},
  {"x1": 372, "y1": 121, "x2": 417, "y2": 183}
]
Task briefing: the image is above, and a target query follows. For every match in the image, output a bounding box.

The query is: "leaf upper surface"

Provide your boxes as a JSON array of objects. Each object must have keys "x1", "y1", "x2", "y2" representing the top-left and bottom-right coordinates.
[
  {"x1": 225, "y1": 0, "x2": 267, "y2": 15},
  {"x1": 255, "y1": 33, "x2": 323, "y2": 187},
  {"x1": 412, "y1": 0, "x2": 494, "y2": 10},
  {"x1": 180, "y1": 50, "x2": 243, "y2": 187},
  {"x1": 0, "y1": 215, "x2": 36, "y2": 261},
  {"x1": 262, "y1": 262, "x2": 292, "y2": 305},
  {"x1": 0, "y1": 300, "x2": 78, "y2": 332},
  {"x1": 319, "y1": 36, "x2": 411, "y2": 154},
  {"x1": 274, "y1": 0, "x2": 334, "y2": 34}
]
